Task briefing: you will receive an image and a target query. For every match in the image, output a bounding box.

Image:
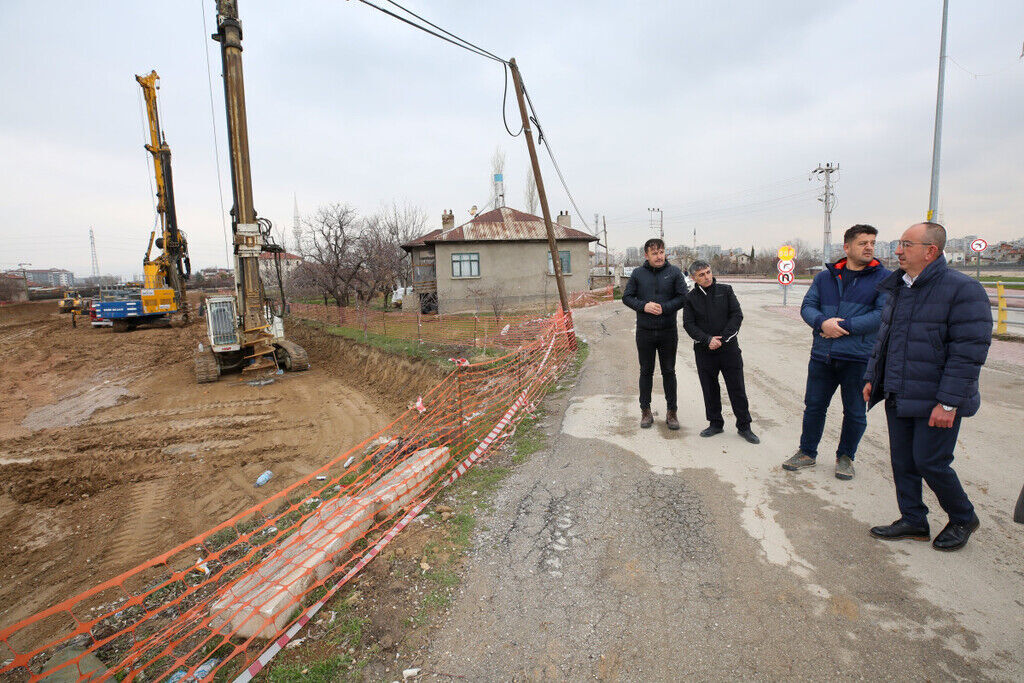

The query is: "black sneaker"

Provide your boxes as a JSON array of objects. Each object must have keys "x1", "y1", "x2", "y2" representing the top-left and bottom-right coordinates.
[{"x1": 699, "y1": 425, "x2": 724, "y2": 438}]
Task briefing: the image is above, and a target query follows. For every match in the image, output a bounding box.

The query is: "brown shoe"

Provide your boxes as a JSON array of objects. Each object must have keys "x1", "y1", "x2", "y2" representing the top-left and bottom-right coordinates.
[
  {"x1": 666, "y1": 410, "x2": 680, "y2": 430},
  {"x1": 640, "y1": 408, "x2": 654, "y2": 429}
]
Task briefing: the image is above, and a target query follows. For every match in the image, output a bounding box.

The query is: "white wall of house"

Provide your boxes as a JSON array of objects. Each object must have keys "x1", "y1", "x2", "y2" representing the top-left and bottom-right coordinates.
[{"x1": 432, "y1": 240, "x2": 592, "y2": 313}]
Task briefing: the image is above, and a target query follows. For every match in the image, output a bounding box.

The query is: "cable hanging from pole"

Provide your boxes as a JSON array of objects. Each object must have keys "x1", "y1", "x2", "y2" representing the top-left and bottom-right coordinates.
[{"x1": 352, "y1": 0, "x2": 592, "y2": 234}]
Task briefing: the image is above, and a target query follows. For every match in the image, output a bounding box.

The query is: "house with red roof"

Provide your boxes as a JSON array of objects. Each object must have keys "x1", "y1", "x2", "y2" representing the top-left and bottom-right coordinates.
[{"x1": 401, "y1": 206, "x2": 597, "y2": 313}]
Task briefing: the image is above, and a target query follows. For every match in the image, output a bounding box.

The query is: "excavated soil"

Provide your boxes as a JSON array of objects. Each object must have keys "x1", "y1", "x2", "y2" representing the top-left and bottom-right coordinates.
[{"x1": 0, "y1": 302, "x2": 445, "y2": 629}]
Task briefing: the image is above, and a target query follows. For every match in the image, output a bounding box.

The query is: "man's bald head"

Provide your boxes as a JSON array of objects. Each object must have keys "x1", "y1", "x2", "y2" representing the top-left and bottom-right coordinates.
[{"x1": 917, "y1": 222, "x2": 947, "y2": 252}]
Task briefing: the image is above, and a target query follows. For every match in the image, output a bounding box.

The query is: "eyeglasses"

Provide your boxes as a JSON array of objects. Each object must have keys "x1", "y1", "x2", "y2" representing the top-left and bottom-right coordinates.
[{"x1": 896, "y1": 240, "x2": 934, "y2": 249}]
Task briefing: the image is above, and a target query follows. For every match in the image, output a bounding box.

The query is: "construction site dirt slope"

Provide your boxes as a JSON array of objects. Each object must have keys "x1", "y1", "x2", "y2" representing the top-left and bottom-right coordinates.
[{"x1": 0, "y1": 302, "x2": 445, "y2": 628}]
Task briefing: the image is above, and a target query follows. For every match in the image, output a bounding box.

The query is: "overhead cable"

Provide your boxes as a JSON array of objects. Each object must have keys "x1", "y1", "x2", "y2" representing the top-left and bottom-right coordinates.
[{"x1": 355, "y1": 0, "x2": 506, "y2": 64}]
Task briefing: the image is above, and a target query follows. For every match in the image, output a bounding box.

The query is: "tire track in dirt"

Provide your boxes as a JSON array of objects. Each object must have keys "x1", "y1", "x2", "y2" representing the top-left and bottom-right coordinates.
[{"x1": 100, "y1": 479, "x2": 173, "y2": 575}]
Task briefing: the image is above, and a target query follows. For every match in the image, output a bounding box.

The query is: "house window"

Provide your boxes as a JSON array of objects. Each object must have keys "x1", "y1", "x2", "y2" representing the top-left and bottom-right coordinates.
[
  {"x1": 547, "y1": 250, "x2": 571, "y2": 275},
  {"x1": 451, "y1": 252, "x2": 480, "y2": 278}
]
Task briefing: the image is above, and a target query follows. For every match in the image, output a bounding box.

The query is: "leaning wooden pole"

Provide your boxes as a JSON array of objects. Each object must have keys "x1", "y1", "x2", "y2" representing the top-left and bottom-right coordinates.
[{"x1": 509, "y1": 58, "x2": 571, "y2": 315}]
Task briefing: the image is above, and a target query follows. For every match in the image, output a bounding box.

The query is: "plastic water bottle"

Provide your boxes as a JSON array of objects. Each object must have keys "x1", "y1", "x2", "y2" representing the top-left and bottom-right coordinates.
[{"x1": 255, "y1": 470, "x2": 273, "y2": 487}]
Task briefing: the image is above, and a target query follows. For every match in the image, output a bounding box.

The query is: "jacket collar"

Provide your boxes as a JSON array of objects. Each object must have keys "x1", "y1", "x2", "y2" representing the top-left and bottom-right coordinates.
[
  {"x1": 826, "y1": 256, "x2": 881, "y2": 278},
  {"x1": 696, "y1": 277, "x2": 718, "y2": 295},
  {"x1": 879, "y1": 254, "x2": 947, "y2": 292},
  {"x1": 643, "y1": 260, "x2": 667, "y2": 274}
]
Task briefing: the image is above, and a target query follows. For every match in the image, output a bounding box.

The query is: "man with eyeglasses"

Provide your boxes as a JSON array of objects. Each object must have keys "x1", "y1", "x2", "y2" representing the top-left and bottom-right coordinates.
[
  {"x1": 782, "y1": 225, "x2": 889, "y2": 480},
  {"x1": 862, "y1": 222, "x2": 992, "y2": 551}
]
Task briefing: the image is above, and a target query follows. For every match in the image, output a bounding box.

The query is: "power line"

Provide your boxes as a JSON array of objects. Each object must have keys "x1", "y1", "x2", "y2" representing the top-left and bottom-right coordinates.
[
  {"x1": 354, "y1": 0, "x2": 506, "y2": 64},
  {"x1": 352, "y1": 1, "x2": 592, "y2": 233},
  {"x1": 382, "y1": 0, "x2": 505, "y2": 63},
  {"x1": 200, "y1": 0, "x2": 233, "y2": 270}
]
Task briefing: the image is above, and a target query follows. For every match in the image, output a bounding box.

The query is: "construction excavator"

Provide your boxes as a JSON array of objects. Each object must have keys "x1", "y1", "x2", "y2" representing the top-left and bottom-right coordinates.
[
  {"x1": 195, "y1": 0, "x2": 309, "y2": 382},
  {"x1": 95, "y1": 72, "x2": 191, "y2": 331}
]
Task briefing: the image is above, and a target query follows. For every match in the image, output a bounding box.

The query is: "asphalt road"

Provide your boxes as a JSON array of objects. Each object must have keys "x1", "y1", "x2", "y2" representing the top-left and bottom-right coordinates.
[{"x1": 419, "y1": 284, "x2": 1024, "y2": 680}]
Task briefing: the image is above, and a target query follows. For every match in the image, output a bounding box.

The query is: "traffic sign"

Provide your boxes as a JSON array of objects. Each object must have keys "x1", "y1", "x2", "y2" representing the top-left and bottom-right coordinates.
[
  {"x1": 970, "y1": 238, "x2": 988, "y2": 252},
  {"x1": 778, "y1": 245, "x2": 796, "y2": 260},
  {"x1": 777, "y1": 259, "x2": 795, "y2": 274},
  {"x1": 778, "y1": 272, "x2": 794, "y2": 285}
]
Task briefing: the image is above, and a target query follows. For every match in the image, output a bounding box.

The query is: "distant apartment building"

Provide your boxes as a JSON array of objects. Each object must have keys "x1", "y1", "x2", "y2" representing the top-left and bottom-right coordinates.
[
  {"x1": 14, "y1": 268, "x2": 74, "y2": 288},
  {"x1": 258, "y1": 252, "x2": 303, "y2": 283},
  {"x1": 696, "y1": 244, "x2": 722, "y2": 259}
]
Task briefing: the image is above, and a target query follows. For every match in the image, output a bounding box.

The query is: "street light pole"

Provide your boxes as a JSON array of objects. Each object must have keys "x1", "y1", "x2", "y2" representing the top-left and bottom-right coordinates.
[{"x1": 927, "y1": 0, "x2": 950, "y2": 222}]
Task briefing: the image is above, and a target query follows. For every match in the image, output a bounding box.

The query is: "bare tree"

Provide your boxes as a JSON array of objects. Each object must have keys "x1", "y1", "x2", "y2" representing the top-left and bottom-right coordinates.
[
  {"x1": 524, "y1": 167, "x2": 538, "y2": 214},
  {"x1": 300, "y1": 202, "x2": 365, "y2": 306}
]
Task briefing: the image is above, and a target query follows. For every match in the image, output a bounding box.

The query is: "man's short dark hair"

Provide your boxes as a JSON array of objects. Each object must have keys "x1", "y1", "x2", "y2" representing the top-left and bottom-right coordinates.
[
  {"x1": 689, "y1": 259, "x2": 711, "y2": 275},
  {"x1": 643, "y1": 238, "x2": 665, "y2": 253},
  {"x1": 921, "y1": 222, "x2": 947, "y2": 251},
  {"x1": 843, "y1": 224, "x2": 878, "y2": 244}
]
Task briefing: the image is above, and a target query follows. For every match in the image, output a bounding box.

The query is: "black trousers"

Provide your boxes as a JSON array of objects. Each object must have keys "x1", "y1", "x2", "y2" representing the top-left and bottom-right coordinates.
[
  {"x1": 636, "y1": 327, "x2": 678, "y2": 411},
  {"x1": 884, "y1": 399, "x2": 975, "y2": 526},
  {"x1": 695, "y1": 345, "x2": 751, "y2": 430}
]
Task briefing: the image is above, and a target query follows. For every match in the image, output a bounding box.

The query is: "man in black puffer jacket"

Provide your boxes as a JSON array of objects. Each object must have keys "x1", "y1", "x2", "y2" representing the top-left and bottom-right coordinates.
[
  {"x1": 622, "y1": 238, "x2": 689, "y2": 430},
  {"x1": 682, "y1": 260, "x2": 760, "y2": 444}
]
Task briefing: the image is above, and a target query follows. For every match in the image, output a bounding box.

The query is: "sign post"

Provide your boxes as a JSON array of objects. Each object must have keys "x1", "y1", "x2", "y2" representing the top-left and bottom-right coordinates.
[
  {"x1": 970, "y1": 238, "x2": 987, "y2": 281},
  {"x1": 777, "y1": 245, "x2": 796, "y2": 306}
]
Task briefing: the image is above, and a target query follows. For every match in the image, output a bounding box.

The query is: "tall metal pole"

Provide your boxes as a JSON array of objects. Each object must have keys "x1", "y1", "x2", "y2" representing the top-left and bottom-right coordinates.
[
  {"x1": 927, "y1": 0, "x2": 950, "y2": 222},
  {"x1": 812, "y1": 163, "x2": 838, "y2": 268},
  {"x1": 509, "y1": 58, "x2": 570, "y2": 314},
  {"x1": 213, "y1": 0, "x2": 269, "y2": 343}
]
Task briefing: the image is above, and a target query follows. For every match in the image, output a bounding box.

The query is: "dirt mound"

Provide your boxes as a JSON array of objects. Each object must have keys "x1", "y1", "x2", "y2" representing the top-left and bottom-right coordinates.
[
  {"x1": 0, "y1": 312, "x2": 440, "y2": 629},
  {"x1": 288, "y1": 321, "x2": 447, "y2": 402}
]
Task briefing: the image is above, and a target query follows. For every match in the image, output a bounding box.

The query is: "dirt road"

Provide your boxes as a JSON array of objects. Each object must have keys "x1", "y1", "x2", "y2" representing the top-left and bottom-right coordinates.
[
  {"x1": 0, "y1": 303, "x2": 440, "y2": 628},
  {"x1": 418, "y1": 285, "x2": 1024, "y2": 679}
]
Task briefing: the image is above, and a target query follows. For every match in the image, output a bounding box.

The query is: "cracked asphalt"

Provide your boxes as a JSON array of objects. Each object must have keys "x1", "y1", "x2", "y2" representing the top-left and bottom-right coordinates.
[{"x1": 419, "y1": 284, "x2": 1024, "y2": 680}]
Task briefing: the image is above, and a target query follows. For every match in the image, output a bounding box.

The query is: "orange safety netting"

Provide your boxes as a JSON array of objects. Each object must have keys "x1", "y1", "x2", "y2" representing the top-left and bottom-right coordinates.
[
  {"x1": 0, "y1": 310, "x2": 579, "y2": 682},
  {"x1": 288, "y1": 286, "x2": 612, "y2": 349}
]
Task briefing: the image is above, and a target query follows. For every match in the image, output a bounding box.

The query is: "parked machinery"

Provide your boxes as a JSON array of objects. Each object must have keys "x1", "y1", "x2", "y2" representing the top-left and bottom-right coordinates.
[
  {"x1": 195, "y1": 0, "x2": 308, "y2": 383},
  {"x1": 95, "y1": 71, "x2": 191, "y2": 332}
]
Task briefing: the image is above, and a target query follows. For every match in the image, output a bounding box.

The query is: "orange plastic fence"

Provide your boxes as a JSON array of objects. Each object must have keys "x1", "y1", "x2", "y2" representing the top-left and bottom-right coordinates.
[
  {"x1": 288, "y1": 286, "x2": 611, "y2": 350},
  {"x1": 0, "y1": 310, "x2": 579, "y2": 682}
]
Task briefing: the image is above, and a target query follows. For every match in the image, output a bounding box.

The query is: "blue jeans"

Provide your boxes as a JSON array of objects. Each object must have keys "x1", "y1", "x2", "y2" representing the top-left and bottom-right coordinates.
[{"x1": 798, "y1": 358, "x2": 868, "y2": 460}]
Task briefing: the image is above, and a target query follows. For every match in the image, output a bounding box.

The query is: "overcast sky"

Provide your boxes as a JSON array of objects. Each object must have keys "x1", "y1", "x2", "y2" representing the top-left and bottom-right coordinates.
[{"x1": 2, "y1": 1, "x2": 1022, "y2": 277}]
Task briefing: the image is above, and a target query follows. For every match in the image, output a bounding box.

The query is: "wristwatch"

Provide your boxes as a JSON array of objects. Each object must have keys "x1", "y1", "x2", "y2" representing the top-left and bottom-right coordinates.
[{"x1": 940, "y1": 404, "x2": 956, "y2": 412}]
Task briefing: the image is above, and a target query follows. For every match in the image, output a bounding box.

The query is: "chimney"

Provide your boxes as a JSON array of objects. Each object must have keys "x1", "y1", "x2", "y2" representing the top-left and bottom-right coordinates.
[
  {"x1": 442, "y1": 209, "x2": 454, "y2": 232},
  {"x1": 556, "y1": 210, "x2": 571, "y2": 229}
]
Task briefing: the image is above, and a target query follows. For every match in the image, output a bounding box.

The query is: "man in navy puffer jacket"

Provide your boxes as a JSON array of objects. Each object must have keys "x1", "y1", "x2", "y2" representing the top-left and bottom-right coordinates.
[
  {"x1": 782, "y1": 225, "x2": 889, "y2": 481},
  {"x1": 863, "y1": 222, "x2": 991, "y2": 551}
]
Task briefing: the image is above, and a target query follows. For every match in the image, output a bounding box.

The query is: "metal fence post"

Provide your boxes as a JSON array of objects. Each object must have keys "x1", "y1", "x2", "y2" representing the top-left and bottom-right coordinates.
[
  {"x1": 382, "y1": 309, "x2": 386, "y2": 336},
  {"x1": 417, "y1": 307, "x2": 422, "y2": 344},
  {"x1": 362, "y1": 302, "x2": 367, "y2": 341},
  {"x1": 996, "y1": 282, "x2": 1007, "y2": 335}
]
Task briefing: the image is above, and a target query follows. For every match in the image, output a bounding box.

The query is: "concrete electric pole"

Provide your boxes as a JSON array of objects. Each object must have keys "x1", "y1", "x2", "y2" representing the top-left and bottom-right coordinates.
[
  {"x1": 927, "y1": 0, "x2": 950, "y2": 222},
  {"x1": 509, "y1": 58, "x2": 570, "y2": 315},
  {"x1": 647, "y1": 208, "x2": 663, "y2": 240},
  {"x1": 811, "y1": 163, "x2": 838, "y2": 267}
]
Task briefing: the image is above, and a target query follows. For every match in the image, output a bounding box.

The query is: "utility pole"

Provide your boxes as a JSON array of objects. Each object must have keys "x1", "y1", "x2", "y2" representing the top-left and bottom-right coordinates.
[
  {"x1": 89, "y1": 228, "x2": 100, "y2": 279},
  {"x1": 598, "y1": 216, "x2": 606, "y2": 274},
  {"x1": 927, "y1": 0, "x2": 950, "y2": 222},
  {"x1": 292, "y1": 194, "x2": 302, "y2": 253},
  {"x1": 647, "y1": 207, "x2": 663, "y2": 240},
  {"x1": 811, "y1": 163, "x2": 838, "y2": 267},
  {"x1": 509, "y1": 58, "x2": 570, "y2": 315}
]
